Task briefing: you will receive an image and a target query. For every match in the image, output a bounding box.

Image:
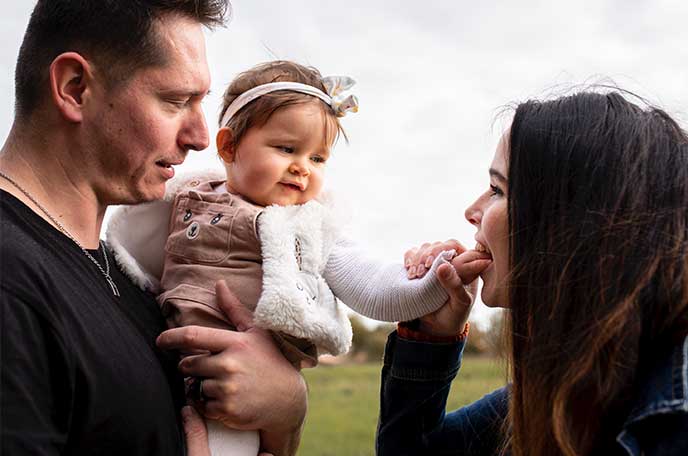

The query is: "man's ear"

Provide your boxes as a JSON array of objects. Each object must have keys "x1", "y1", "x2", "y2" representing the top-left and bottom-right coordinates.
[
  {"x1": 49, "y1": 52, "x2": 92, "y2": 123},
  {"x1": 217, "y1": 127, "x2": 236, "y2": 163}
]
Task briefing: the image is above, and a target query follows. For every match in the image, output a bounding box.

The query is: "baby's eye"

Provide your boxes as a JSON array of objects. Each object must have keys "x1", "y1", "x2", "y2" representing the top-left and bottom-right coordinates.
[
  {"x1": 311, "y1": 155, "x2": 326, "y2": 164},
  {"x1": 277, "y1": 146, "x2": 294, "y2": 153}
]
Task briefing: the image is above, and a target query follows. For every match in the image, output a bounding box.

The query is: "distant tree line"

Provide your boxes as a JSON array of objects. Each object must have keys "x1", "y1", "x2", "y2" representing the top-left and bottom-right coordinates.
[{"x1": 348, "y1": 311, "x2": 507, "y2": 363}]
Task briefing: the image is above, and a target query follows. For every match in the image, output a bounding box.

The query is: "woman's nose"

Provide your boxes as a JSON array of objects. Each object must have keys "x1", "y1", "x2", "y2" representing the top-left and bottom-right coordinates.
[{"x1": 465, "y1": 199, "x2": 482, "y2": 226}]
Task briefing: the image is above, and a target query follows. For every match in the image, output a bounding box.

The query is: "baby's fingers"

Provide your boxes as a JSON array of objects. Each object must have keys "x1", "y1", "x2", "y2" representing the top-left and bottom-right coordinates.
[
  {"x1": 452, "y1": 250, "x2": 492, "y2": 284},
  {"x1": 406, "y1": 239, "x2": 468, "y2": 279}
]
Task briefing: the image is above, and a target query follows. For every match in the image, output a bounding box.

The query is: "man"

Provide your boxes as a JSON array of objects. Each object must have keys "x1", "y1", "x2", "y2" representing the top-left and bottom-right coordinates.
[{"x1": 0, "y1": 1, "x2": 306, "y2": 454}]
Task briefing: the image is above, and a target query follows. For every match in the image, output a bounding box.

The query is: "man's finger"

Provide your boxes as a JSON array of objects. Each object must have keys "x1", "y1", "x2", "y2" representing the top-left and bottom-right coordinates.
[
  {"x1": 182, "y1": 406, "x2": 210, "y2": 456},
  {"x1": 178, "y1": 353, "x2": 231, "y2": 379},
  {"x1": 157, "y1": 325, "x2": 237, "y2": 353},
  {"x1": 215, "y1": 280, "x2": 253, "y2": 332}
]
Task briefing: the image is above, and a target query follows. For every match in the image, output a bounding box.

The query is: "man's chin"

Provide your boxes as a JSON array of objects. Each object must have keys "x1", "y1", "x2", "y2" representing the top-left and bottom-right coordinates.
[{"x1": 118, "y1": 185, "x2": 166, "y2": 205}]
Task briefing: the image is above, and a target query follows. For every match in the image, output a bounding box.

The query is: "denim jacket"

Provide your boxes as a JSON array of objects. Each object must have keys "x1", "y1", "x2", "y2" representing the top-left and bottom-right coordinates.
[{"x1": 376, "y1": 332, "x2": 688, "y2": 455}]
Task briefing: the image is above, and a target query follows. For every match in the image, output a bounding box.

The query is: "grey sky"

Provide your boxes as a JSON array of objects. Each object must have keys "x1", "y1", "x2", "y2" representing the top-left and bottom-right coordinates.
[{"x1": 2, "y1": 1, "x2": 687, "y2": 325}]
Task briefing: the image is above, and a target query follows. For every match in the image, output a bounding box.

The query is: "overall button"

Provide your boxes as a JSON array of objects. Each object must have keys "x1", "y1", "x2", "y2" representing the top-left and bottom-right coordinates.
[
  {"x1": 183, "y1": 209, "x2": 193, "y2": 222},
  {"x1": 186, "y1": 221, "x2": 200, "y2": 240}
]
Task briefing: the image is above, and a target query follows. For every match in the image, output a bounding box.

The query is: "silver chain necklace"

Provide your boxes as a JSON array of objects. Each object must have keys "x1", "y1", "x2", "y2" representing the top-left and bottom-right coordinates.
[{"x1": 0, "y1": 171, "x2": 120, "y2": 297}]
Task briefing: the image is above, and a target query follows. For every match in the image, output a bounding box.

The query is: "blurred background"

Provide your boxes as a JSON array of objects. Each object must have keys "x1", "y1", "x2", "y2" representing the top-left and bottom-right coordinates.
[{"x1": 2, "y1": 1, "x2": 687, "y2": 454}]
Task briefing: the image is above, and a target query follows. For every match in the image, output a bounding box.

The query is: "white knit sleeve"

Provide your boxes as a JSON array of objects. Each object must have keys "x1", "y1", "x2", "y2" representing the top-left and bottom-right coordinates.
[{"x1": 323, "y1": 240, "x2": 451, "y2": 322}]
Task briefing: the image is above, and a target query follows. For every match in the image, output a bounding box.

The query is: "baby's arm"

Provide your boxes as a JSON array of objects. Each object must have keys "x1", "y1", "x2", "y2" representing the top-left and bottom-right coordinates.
[{"x1": 323, "y1": 240, "x2": 453, "y2": 322}]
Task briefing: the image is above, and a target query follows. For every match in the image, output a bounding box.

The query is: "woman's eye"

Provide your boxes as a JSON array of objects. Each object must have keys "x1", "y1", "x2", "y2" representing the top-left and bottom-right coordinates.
[{"x1": 489, "y1": 184, "x2": 503, "y2": 196}]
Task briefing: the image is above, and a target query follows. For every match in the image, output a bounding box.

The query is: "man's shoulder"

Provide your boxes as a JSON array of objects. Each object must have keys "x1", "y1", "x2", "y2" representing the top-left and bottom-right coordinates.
[
  {"x1": 0, "y1": 197, "x2": 52, "y2": 269},
  {"x1": 0, "y1": 195, "x2": 63, "y2": 310}
]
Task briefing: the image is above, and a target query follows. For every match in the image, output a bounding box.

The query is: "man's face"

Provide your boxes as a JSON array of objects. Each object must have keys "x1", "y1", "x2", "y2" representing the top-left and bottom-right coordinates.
[{"x1": 84, "y1": 15, "x2": 211, "y2": 204}]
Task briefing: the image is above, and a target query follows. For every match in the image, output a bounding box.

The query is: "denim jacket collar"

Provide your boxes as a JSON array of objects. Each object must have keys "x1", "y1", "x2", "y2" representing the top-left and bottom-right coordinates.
[{"x1": 617, "y1": 335, "x2": 688, "y2": 453}]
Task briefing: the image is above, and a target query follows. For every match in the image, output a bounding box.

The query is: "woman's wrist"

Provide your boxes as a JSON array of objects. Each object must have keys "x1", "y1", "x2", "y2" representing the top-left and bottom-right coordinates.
[{"x1": 398, "y1": 319, "x2": 469, "y2": 343}]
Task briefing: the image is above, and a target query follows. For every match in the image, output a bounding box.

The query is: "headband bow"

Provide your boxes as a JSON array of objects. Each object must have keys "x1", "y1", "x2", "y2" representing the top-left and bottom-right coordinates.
[
  {"x1": 322, "y1": 76, "x2": 359, "y2": 117},
  {"x1": 220, "y1": 76, "x2": 359, "y2": 127}
]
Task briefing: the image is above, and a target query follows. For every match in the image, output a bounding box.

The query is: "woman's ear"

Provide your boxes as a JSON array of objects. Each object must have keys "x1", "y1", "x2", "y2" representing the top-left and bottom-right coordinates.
[
  {"x1": 49, "y1": 52, "x2": 92, "y2": 123},
  {"x1": 217, "y1": 127, "x2": 236, "y2": 164}
]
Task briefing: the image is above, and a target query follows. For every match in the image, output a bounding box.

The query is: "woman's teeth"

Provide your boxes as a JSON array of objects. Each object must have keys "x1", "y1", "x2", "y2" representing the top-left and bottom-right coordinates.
[{"x1": 475, "y1": 242, "x2": 491, "y2": 254}]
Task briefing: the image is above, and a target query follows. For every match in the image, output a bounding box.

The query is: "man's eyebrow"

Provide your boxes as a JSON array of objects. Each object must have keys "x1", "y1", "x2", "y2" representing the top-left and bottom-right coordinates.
[
  {"x1": 489, "y1": 168, "x2": 507, "y2": 182},
  {"x1": 161, "y1": 89, "x2": 211, "y2": 97}
]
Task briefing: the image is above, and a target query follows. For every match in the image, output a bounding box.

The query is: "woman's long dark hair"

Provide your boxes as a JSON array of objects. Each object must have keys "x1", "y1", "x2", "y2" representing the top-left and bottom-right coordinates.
[{"x1": 506, "y1": 91, "x2": 688, "y2": 456}]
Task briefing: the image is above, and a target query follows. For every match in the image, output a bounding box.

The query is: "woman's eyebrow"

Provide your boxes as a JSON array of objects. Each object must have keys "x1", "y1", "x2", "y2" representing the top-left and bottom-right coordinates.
[{"x1": 489, "y1": 168, "x2": 507, "y2": 182}]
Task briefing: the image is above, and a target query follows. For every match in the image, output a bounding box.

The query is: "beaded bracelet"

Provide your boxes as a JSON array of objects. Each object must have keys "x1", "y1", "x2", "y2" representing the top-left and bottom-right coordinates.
[{"x1": 397, "y1": 319, "x2": 470, "y2": 343}]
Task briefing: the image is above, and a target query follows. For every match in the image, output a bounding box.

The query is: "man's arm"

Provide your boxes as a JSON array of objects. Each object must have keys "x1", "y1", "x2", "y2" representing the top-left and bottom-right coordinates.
[{"x1": 157, "y1": 281, "x2": 307, "y2": 456}]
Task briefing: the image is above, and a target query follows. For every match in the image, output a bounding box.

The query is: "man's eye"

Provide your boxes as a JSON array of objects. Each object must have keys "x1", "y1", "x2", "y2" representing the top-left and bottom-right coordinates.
[{"x1": 166, "y1": 99, "x2": 188, "y2": 108}]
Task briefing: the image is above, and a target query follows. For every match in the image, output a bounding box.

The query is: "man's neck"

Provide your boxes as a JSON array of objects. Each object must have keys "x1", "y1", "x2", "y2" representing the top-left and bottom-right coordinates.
[{"x1": 0, "y1": 124, "x2": 105, "y2": 249}]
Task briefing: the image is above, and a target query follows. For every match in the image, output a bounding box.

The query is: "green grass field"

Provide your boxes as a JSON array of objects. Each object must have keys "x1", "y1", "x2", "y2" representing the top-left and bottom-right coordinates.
[{"x1": 299, "y1": 356, "x2": 506, "y2": 456}]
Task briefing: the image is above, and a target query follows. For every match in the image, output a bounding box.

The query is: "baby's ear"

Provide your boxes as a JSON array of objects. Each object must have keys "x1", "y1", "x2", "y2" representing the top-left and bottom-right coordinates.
[{"x1": 216, "y1": 127, "x2": 235, "y2": 163}]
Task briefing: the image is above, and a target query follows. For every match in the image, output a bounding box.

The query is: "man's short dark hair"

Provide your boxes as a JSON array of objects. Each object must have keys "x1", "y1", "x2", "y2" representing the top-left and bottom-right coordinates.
[{"x1": 15, "y1": 0, "x2": 230, "y2": 118}]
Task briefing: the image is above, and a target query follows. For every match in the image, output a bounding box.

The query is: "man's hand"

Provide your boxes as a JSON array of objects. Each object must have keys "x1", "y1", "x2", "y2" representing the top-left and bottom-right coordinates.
[{"x1": 157, "y1": 281, "x2": 307, "y2": 456}]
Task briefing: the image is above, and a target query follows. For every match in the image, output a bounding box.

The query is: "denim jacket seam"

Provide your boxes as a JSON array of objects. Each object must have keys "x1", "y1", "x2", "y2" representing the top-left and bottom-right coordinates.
[
  {"x1": 627, "y1": 400, "x2": 688, "y2": 423},
  {"x1": 616, "y1": 429, "x2": 635, "y2": 456}
]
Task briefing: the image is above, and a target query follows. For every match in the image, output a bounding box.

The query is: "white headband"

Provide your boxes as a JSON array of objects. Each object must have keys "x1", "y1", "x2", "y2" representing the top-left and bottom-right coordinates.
[{"x1": 220, "y1": 76, "x2": 359, "y2": 127}]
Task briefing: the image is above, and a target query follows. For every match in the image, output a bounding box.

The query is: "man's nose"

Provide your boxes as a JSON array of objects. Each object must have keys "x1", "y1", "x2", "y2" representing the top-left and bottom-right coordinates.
[{"x1": 179, "y1": 108, "x2": 209, "y2": 152}]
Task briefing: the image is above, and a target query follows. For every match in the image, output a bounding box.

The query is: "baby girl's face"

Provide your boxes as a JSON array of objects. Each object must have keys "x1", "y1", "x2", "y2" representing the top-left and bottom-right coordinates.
[{"x1": 223, "y1": 101, "x2": 335, "y2": 207}]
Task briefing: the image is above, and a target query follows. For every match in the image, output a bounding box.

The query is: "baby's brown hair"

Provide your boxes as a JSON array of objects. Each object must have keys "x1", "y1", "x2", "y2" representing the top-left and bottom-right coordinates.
[{"x1": 218, "y1": 60, "x2": 346, "y2": 148}]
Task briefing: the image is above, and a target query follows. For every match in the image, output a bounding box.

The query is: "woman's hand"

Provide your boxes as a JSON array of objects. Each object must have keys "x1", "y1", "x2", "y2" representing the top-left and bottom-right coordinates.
[
  {"x1": 157, "y1": 281, "x2": 307, "y2": 456},
  {"x1": 417, "y1": 249, "x2": 492, "y2": 337},
  {"x1": 404, "y1": 239, "x2": 463, "y2": 279}
]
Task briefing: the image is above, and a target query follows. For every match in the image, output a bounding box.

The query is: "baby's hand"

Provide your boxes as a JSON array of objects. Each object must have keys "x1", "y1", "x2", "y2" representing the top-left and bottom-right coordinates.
[
  {"x1": 404, "y1": 239, "x2": 464, "y2": 279},
  {"x1": 450, "y1": 249, "x2": 492, "y2": 285}
]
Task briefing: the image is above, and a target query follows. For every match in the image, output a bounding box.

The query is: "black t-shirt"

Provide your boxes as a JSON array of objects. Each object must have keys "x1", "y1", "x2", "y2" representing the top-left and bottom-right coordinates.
[{"x1": 0, "y1": 191, "x2": 186, "y2": 455}]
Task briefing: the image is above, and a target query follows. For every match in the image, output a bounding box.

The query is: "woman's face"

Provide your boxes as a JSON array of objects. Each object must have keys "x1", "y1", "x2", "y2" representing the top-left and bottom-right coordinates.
[{"x1": 464, "y1": 134, "x2": 510, "y2": 308}]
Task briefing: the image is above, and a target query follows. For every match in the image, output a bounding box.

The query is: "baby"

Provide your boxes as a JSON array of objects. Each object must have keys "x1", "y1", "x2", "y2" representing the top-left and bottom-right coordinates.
[{"x1": 107, "y1": 61, "x2": 453, "y2": 455}]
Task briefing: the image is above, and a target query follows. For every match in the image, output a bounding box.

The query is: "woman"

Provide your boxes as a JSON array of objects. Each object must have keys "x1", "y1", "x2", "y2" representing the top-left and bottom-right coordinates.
[{"x1": 377, "y1": 91, "x2": 688, "y2": 455}]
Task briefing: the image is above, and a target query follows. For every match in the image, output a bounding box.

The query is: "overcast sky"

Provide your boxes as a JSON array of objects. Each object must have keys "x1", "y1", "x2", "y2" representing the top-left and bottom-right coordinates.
[{"x1": 2, "y1": 1, "x2": 687, "y2": 326}]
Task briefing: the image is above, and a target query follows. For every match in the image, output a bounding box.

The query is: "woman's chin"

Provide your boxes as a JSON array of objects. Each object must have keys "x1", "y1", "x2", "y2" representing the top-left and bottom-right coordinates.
[{"x1": 479, "y1": 281, "x2": 509, "y2": 308}]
